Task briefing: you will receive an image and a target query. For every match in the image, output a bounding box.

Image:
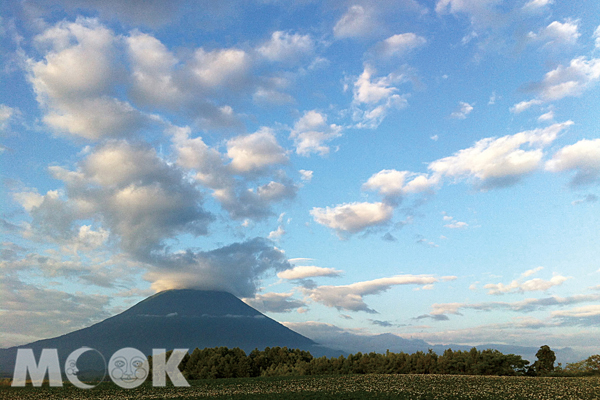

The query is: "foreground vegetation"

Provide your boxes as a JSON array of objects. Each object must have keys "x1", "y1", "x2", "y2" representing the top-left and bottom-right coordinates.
[{"x1": 3, "y1": 374, "x2": 600, "y2": 399}]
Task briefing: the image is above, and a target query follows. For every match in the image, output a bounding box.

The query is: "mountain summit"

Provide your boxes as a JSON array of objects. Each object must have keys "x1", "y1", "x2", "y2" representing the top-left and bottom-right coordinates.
[{"x1": 0, "y1": 289, "x2": 337, "y2": 373}]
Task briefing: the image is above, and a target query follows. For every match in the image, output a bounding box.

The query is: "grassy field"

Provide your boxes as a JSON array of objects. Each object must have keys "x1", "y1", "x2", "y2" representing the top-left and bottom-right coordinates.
[{"x1": 1, "y1": 374, "x2": 600, "y2": 399}]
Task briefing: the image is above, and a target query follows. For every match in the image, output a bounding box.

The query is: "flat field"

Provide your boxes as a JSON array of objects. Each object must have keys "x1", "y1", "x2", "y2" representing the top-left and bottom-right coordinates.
[{"x1": 1, "y1": 374, "x2": 599, "y2": 399}]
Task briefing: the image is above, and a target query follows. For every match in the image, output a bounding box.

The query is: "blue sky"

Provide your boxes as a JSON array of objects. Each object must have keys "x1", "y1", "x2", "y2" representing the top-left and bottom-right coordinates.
[{"x1": 1, "y1": 0, "x2": 600, "y2": 358}]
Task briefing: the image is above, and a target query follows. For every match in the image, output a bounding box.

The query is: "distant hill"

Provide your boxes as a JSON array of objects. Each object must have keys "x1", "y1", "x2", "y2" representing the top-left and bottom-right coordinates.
[
  {"x1": 0, "y1": 289, "x2": 340, "y2": 374},
  {"x1": 290, "y1": 325, "x2": 582, "y2": 365}
]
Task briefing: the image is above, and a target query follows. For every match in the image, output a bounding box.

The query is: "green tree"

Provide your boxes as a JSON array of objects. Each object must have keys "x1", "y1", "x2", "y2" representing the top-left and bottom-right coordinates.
[{"x1": 534, "y1": 345, "x2": 556, "y2": 375}]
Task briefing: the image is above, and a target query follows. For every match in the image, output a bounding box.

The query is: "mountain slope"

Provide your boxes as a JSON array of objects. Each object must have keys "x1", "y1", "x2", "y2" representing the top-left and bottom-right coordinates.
[{"x1": 0, "y1": 289, "x2": 337, "y2": 374}]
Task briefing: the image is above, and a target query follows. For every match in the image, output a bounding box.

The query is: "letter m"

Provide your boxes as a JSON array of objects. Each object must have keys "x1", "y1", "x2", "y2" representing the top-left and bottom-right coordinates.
[{"x1": 12, "y1": 349, "x2": 62, "y2": 387}]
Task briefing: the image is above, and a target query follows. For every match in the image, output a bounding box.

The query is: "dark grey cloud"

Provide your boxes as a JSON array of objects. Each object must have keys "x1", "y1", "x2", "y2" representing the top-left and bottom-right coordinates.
[{"x1": 144, "y1": 237, "x2": 292, "y2": 298}]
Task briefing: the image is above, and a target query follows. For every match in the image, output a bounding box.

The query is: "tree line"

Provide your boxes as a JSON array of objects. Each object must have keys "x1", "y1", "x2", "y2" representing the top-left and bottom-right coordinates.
[{"x1": 148, "y1": 344, "x2": 599, "y2": 380}]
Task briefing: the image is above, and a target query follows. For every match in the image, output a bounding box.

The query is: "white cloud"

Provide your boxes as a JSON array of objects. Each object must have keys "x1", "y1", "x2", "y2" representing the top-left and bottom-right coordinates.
[
  {"x1": 257, "y1": 31, "x2": 314, "y2": 63},
  {"x1": 435, "y1": 0, "x2": 502, "y2": 28},
  {"x1": 594, "y1": 25, "x2": 600, "y2": 49},
  {"x1": 333, "y1": 5, "x2": 375, "y2": 39},
  {"x1": 546, "y1": 138, "x2": 600, "y2": 186},
  {"x1": 522, "y1": 266, "x2": 544, "y2": 277},
  {"x1": 444, "y1": 221, "x2": 468, "y2": 229},
  {"x1": 171, "y1": 126, "x2": 230, "y2": 189},
  {"x1": 290, "y1": 110, "x2": 342, "y2": 156},
  {"x1": 528, "y1": 20, "x2": 580, "y2": 48},
  {"x1": 351, "y1": 65, "x2": 409, "y2": 128},
  {"x1": 190, "y1": 47, "x2": 250, "y2": 88},
  {"x1": 29, "y1": 18, "x2": 146, "y2": 140},
  {"x1": 277, "y1": 266, "x2": 342, "y2": 280},
  {"x1": 428, "y1": 121, "x2": 574, "y2": 189},
  {"x1": 31, "y1": 18, "x2": 117, "y2": 100},
  {"x1": 450, "y1": 101, "x2": 473, "y2": 119},
  {"x1": 510, "y1": 99, "x2": 542, "y2": 114},
  {"x1": 484, "y1": 275, "x2": 569, "y2": 295},
  {"x1": 533, "y1": 56, "x2": 600, "y2": 101},
  {"x1": 538, "y1": 110, "x2": 554, "y2": 122},
  {"x1": 522, "y1": 0, "x2": 553, "y2": 12},
  {"x1": 268, "y1": 225, "x2": 285, "y2": 240},
  {"x1": 227, "y1": 127, "x2": 288, "y2": 173},
  {"x1": 430, "y1": 294, "x2": 600, "y2": 316},
  {"x1": 43, "y1": 97, "x2": 147, "y2": 140},
  {"x1": 243, "y1": 292, "x2": 305, "y2": 313},
  {"x1": 552, "y1": 305, "x2": 600, "y2": 318},
  {"x1": 362, "y1": 169, "x2": 437, "y2": 200},
  {"x1": 172, "y1": 125, "x2": 297, "y2": 221},
  {"x1": 304, "y1": 274, "x2": 438, "y2": 313},
  {"x1": 373, "y1": 33, "x2": 426, "y2": 57},
  {"x1": 44, "y1": 140, "x2": 213, "y2": 255},
  {"x1": 299, "y1": 170, "x2": 313, "y2": 182},
  {"x1": 126, "y1": 31, "x2": 181, "y2": 108},
  {"x1": 310, "y1": 202, "x2": 394, "y2": 236},
  {"x1": 0, "y1": 104, "x2": 15, "y2": 131},
  {"x1": 253, "y1": 87, "x2": 295, "y2": 105},
  {"x1": 353, "y1": 66, "x2": 400, "y2": 104}
]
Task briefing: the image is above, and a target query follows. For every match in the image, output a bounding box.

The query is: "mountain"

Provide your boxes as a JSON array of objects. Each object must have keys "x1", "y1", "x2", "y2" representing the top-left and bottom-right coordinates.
[
  {"x1": 294, "y1": 327, "x2": 582, "y2": 365},
  {"x1": 0, "y1": 289, "x2": 339, "y2": 374}
]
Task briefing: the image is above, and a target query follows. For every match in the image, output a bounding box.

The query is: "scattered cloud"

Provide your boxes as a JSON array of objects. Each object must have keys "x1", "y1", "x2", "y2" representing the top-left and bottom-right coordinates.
[
  {"x1": 551, "y1": 305, "x2": 600, "y2": 326},
  {"x1": 444, "y1": 221, "x2": 468, "y2": 229},
  {"x1": 350, "y1": 65, "x2": 409, "y2": 128},
  {"x1": 450, "y1": 101, "x2": 473, "y2": 119},
  {"x1": 372, "y1": 33, "x2": 426, "y2": 58},
  {"x1": 0, "y1": 275, "x2": 111, "y2": 346},
  {"x1": 0, "y1": 104, "x2": 16, "y2": 131},
  {"x1": 299, "y1": 170, "x2": 313, "y2": 182},
  {"x1": 310, "y1": 202, "x2": 394, "y2": 236},
  {"x1": 572, "y1": 194, "x2": 598, "y2": 205},
  {"x1": 530, "y1": 57, "x2": 600, "y2": 102},
  {"x1": 522, "y1": 0, "x2": 553, "y2": 12},
  {"x1": 290, "y1": 110, "x2": 342, "y2": 156},
  {"x1": 428, "y1": 121, "x2": 574, "y2": 189},
  {"x1": 510, "y1": 99, "x2": 542, "y2": 114},
  {"x1": 538, "y1": 110, "x2": 554, "y2": 122},
  {"x1": 527, "y1": 20, "x2": 581, "y2": 48},
  {"x1": 268, "y1": 225, "x2": 286, "y2": 240},
  {"x1": 369, "y1": 319, "x2": 394, "y2": 327},
  {"x1": 43, "y1": 140, "x2": 213, "y2": 256},
  {"x1": 190, "y1": 47, "x2": 250, "y2": 88},
  {"x1": 243, "y1": 292, "x2": 305, "y2": 313},
  {"x1": 363, "y1": 169, "x2": 437, "y2": 202},
  {"x1": 435, "y1": 0, "x2": 503, "y2": 29},
  {"x1": 278, "y1": 266, "x2": 342, "y2": 280},
  {"x1": 257, "y1": 31, "x2": 314, "y2": 63},
  {"x1": 333, "y1": 5, "x2": 375, "y2": 39},
  {"x1": 484, "y1": 275, "x2": 569, "y2": 295},
  {"x1": 29, "y1": 18, "x2": 148, "y2": 140},
  {"x1": 546, "y1": 138, "x2": 600, "y2": 187},
  {"x1": 303, "y1": 274, "x2": 438, "y2": 313},
  {"x1": 227, "y1": 127, "x2": 289, "y2": 174},
  {"x1": 522, "y1": 266, "x2": 544, "y2": 277},
  {"x1": 429, "y1": 294, "x2": 600, "y2": 317}
]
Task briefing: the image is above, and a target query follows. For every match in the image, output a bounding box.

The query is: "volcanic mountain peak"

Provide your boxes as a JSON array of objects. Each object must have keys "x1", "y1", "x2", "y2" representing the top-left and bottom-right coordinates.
[
  {"x1": 0, "y1": 289, "x2": 341, "y2": 374},
  {"x1": 119, "y1": 289, "x2": 261, "y2": 318}
]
